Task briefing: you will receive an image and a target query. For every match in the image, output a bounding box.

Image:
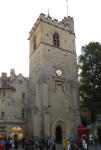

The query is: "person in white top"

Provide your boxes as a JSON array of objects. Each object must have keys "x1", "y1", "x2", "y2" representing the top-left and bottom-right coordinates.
[{"x1": 89, "y1": 133, "x2": 93, "y2": 145}]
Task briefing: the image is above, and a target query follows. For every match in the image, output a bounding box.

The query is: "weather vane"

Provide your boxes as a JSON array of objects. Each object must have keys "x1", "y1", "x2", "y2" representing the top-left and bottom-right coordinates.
[{"x1": 66, "y1": 0, "x2": 68, "y2": 17}]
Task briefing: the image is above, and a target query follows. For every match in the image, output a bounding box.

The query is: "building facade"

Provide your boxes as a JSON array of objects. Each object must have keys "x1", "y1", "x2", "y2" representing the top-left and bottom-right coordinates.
[
  {"x1": 0, "y1": 69, "x2": 28, "y2": 140},
  {"x1": 26, "y1": 13, "x2": 81, "y2": 142},
  {"x1": 0, "y1": 13, "x2": 81, "y2": 142}
]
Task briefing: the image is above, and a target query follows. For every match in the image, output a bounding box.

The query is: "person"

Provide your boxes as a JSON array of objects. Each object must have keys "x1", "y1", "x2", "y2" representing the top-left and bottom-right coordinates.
[
  {"x1": 82, "y1": 136, "x2": 87, "y2": 150},
  {"x1": 0, "y1": 138, "x2": 4, "y2": 150},
  {"x1": 22, "y1": 138, "x2": 25, "y2": 148},
  {"x1": 70, "y1": 139, "x2": 76, "y2": 150},
  {"x1": 51, "y1": 137, "x2": 56, "y2": 150},
  {"x1": 46, "y1": 139, "x2": 50, "y2": 150},
  {"x1": 4, "y1": 138, "x2": 10, "y2": 150},
  {"x1": 67, "y1": 140, "x2": 70, "y2": 150},
  {"x1": 89, "y1": 133, "x2": 93, "y2": 145},
  {"x1": 69, "y1": 136, "x2": 74, "y2": 142},
  {"x1": 0, "y1": 138, "x2": 2, "y2": 150},
  {"x1": 93, "y1": 135, "x2": 98, "y2": 150},
  {"x1": 25, "y1": 140, "x2": 29, "y2": 150},
  {"x1": 78, "y1": 138, "x2": 82, "y2": 150},
  {"x1": 84, "y1": 134, "x2": 89, "y2": 150},
  {"x1": 74, "y1": 138, "x2": 79, "y2": 150},
  {"x1": 14, "y1": 139, "x2": 18, "y2": 150},
  {"x1": 42, "y1": 138, "x2": 45, "y2": 150},
  {"x1": 63, "y1": 138, "x2": 66, "y2": 150},
  {"x1": 39, "y1": 138, "x2": 43, "y2": 150},
  {"x1": 29, "y1": 137, "x2": 34, "y2": 150}
]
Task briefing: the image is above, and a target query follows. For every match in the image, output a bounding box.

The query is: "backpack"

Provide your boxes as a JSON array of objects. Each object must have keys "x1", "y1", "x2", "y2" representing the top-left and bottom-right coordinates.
[{"x1": 94, "y1": 137, "x2": 98, "y2": 143}]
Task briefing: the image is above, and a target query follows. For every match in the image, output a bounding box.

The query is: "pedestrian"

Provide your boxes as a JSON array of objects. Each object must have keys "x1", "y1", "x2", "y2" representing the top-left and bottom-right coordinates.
[
  {"x1": 4, "y1": 138, "x2": 10, "y2": 150},
  {"x1": 69, "y1": 136, "x2": 74, "y2": 142},
  {"x1": 0, "y1": 138, "x2": 2, "y2": 150},
  {"x1": 74, "y1": 138, "x2": 79, "y2": 150},
  {"x1": 70, "y1": 139, "x2": 76, "y2": 150},
  {"x1": 0, "y1": 138, "x2": 4, "y2": 150},
  {"x1": 89, "y1": 133, "x2": 93, "y2": 145},
  {"x1": 63, "y1": 138, "x2": 66, "y2": 150},
  {"x1": 84, "y1": 134, "x2": 89, "y2": 150},
  {"x1": 29, "y1": 137, "x2": 34, "y2": 150},
  {"x1": 51, "y1": 137, "x2": 56, "y2": 150},
  {"x1": 14, "y1": 139, "x2": 18, "y2": 150},
  {"x1": 46, "y1": 139, "x2": 50, "y2": 150},
  {"x1": 78, "y1": 138, "x2": 82, "y2": 150},
  {"x1": 39, "y1": 138, "x2": 43, "y2": 150},
  {"x1": 93, "y1": 135, "x2": 98, "y2": 150},
  {"x1": 67, "y1": 140, "x2": 70, "y2": 150},
  {"x1": 82, "y1": 136, "x2": 87, "y2": 150},
  {"x1": 42, "y1": 138, "x2": 45, "y2": 150},
  {"x1": 25, "y1": 140, "x2": 29, "y2": 150},
  {"x1": 22, "y1": 138, "x2": 25, "y2": 148}
]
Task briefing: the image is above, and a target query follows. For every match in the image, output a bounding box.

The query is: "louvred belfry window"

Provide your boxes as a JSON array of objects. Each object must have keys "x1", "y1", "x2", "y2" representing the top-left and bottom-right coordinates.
[
  {"x1": 53, "y1": 33, "x2": 59, "y2": 47},
  {"x1": 33, "y1": 36, "x2": 36, "y2": 51}
]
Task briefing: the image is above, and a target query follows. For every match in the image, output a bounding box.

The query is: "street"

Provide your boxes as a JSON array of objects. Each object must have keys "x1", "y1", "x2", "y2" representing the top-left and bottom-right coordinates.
[{"x1": 17, "y1": 144, "x2": 101, "y2": 150}]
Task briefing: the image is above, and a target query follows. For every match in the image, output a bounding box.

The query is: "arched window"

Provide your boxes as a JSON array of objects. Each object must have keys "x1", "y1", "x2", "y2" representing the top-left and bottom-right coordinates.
[
  {"x1": 53, "y1": 33, "x2": 59, "y2": 47},
  {"x1": 33, "y1": 36, "x2": 36, "y2": 51}
]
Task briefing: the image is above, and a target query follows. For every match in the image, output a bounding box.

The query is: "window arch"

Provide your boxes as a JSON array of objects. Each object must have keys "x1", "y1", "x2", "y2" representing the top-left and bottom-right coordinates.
[
  {"x1": 33, "y1": 36, "x2": 36, "y2": 51},
  {"x1": 53, "y1": 33, "x2": 59, "y2": 47}
]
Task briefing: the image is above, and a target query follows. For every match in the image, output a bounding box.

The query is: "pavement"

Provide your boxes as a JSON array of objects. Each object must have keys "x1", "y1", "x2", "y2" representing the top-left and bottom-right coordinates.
[{"x1": 17, "y1": 144, "x2": 101, "y2": 150}]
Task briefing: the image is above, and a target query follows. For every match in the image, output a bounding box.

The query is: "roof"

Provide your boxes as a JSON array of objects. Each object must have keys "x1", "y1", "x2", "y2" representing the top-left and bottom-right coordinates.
[{"x1": 0, "y1": 83, "x2": 16, "y2": 90}]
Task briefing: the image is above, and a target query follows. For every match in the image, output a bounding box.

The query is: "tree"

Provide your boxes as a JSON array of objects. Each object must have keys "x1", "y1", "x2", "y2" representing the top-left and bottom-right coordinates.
[{"x1": 78, "y1": 42, "x2": 101, "y2": 120}]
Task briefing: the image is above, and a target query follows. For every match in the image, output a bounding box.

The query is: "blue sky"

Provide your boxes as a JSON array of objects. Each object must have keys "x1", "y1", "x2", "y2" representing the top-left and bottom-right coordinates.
[{"x1": 0, "y1": 0, "x2": 101, "y2": 77}]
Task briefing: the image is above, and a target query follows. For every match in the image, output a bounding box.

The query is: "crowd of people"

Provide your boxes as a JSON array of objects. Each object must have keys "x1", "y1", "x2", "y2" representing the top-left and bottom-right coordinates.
[
  {"x1": 63, "y1": 133, "x2": 99, "y2": 150},
  {"x1": 0, "y1": 133, "x2": 99, "y2": 150}
]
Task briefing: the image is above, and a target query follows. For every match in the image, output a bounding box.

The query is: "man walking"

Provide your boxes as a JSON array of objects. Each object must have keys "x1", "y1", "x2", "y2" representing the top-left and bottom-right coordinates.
[{"x1": 89, "y1": 133, "x2": 93, "y2": 145}]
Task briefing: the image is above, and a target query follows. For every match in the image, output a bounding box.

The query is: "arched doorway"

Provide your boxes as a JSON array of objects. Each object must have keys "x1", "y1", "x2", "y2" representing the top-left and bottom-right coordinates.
[
  {"x1": 56, "y1": 126, "x2": 62, "y2": 143},
  {"x1": 9, "y1": 126, "x2": 23, "y2": 140}
]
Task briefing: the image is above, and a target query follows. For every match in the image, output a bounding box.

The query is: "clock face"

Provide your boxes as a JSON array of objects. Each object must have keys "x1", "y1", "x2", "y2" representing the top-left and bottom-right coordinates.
[{"x1": 56, "y1": 69, "x2": 62, "y2": 77}]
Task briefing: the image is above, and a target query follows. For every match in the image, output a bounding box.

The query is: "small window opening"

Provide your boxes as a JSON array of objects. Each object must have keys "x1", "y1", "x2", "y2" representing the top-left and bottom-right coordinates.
[
  {"x1": 22, "y1": 108, "x2": 25, "y2": 118},
  {"x1": 1, "y1": 111, "x2": 4, "y2": 118},
  {"x1": 22, "y1": 93, "x2": 25, "y2": 99},
  {"x1": 53, "y1": 33, "x2": 59, "y2": 47},
  {"x1": 33, "y1": 36, "x2": 36, "y2": 51},
  {"x1": 3, "y1": 91, "x2": 6, "y2": 97},
  {"x1": 8, "y1": 91, "x2": 11, "y2": 97}
]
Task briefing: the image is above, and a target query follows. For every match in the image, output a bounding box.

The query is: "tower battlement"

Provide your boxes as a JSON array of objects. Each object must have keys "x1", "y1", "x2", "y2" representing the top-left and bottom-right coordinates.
[{"x1": 29, "y1": 13, "x2": 74, "y2": 37}]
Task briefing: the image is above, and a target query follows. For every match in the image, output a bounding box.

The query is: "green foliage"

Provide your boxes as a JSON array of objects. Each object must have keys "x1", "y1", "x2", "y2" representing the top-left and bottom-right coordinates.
[{"x1": 78, "y1": 42, "x2": 101, "y2": 113}]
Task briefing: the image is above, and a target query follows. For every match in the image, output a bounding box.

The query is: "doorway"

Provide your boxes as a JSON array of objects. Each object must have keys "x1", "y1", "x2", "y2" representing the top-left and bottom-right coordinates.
[
  {"x1": 56, "y1": 126, "x2": 62, "y2": 143},
  {"x1": 98, "y1": 128, "x2": 101, "y2": 144}
]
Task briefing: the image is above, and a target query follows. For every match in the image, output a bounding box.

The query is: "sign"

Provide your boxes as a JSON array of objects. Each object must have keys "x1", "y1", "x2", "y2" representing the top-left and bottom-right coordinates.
[{"x1": 93, "y1": 132, "x2": 98, "y2": 138}]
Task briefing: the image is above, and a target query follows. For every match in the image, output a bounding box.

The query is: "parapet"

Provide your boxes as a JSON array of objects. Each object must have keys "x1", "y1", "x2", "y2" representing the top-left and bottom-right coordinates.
[{"x1": 29, "y1": 13, "x2": 74, "y2": 38}]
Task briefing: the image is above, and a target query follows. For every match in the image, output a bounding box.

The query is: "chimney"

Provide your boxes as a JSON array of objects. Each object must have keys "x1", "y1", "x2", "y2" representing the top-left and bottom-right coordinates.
[
  {"x1": 1, "y1": 72, "x2": 7, "y2": 80},
  {"x1": 10, "y1": 69, "x2": 15, "y2": 81}
]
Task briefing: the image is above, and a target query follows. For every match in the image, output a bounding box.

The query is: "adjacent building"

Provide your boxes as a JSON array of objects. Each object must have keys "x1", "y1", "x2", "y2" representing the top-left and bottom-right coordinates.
[{"x1": 0, "y1": 69, "x2": 28, "y2": 140}]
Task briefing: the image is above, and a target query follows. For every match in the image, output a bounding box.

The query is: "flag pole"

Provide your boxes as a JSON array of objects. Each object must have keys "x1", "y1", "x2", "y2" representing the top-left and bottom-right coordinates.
[{"x1": 66, "y1": 0, "x2": 68, "y2": 18}]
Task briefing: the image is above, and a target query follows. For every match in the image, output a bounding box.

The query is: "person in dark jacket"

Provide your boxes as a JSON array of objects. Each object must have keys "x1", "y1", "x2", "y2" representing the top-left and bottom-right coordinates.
[
  {"x1": 14, "y1": 139, "x2": 18, "y2": 150},
  {"x1": 70, "y1": 139, "x2": 76, "y2": 150},
  {"x1": 39, "y1": 138, "x2": 43, "y2": 150},
  {"x1": 29, "y1": 137, "x2": 34, "y2": 150},
  {"x1": 46, "y1": 139, "x2": 50, "y2": 150},
  {"x1": 42, "y1": 138, "x2": 45, "y2": 150},
  {"x1": 25, "y1": 140, "x2": 29, "y2": 150}
]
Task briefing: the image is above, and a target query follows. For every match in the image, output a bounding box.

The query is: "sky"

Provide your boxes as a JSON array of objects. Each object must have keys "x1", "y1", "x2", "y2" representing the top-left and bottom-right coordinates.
[{"x1": 0, "y1": 0, "x2": 101, "y2": 77}]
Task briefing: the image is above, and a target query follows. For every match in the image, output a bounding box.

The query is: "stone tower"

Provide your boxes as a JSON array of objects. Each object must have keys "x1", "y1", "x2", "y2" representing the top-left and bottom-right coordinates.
[{"x1": 26, "y1": 13, "x2": 81, "y2": 141}]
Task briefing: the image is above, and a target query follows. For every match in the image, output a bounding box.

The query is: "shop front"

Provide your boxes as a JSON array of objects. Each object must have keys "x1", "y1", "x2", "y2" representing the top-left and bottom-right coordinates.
[
  {"x1": 9, "y1": 126, "x2": 23, "y2": 141},
  {"x1": 0, "y1": 132, "x2": 6, "y2": 140}
]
